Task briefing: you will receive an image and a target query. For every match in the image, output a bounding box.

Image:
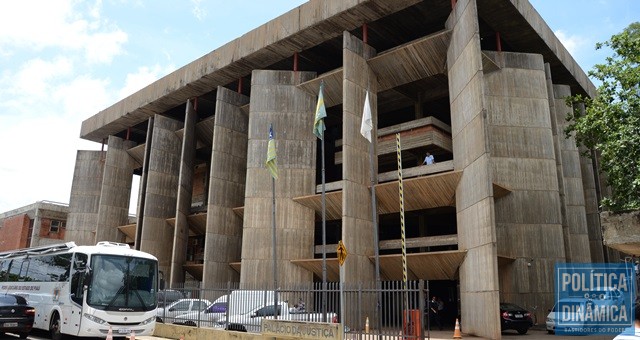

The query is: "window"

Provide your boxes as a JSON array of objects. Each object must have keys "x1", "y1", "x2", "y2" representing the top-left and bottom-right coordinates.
[
  {"x1": 50, "y1": 220, "x2": 65, "y2": 233},
  {"x1": 172, "y1": 301, "x2": 190, "y2": 311}
]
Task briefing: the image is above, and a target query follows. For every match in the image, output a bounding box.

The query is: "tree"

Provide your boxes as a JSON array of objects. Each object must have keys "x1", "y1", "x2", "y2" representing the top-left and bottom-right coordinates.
[{"x1": 565, "y1": 22, "x2": 640, "y2": 211}]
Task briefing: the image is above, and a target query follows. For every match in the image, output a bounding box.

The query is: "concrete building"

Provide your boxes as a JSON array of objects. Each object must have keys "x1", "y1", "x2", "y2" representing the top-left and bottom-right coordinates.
[
  {"x1": 0, "y1": 201, "x2": 69, "y2": 251},
  {"x1": 67, "y1": 0, "x2": 618, "y2": 338}
]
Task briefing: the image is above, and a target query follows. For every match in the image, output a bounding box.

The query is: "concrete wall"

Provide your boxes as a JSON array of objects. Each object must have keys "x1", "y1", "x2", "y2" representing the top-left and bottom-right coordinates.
[
  {"x1": 446, "y1": 0, "x2": 501, "y2": 338},
  {"x1": 203, "y1": 86, "x2": 249, "y2": 287},
  {"x1": 487, "y1": 52, "x2": 564, "y2": 325},
  {"x1": 139, "y1": 114, "x2": 183, "y2": 277},
  {"x1": 67, "y1": 150, "x2": 105, "y2": 246},
  {"x1": 94, "y1": 136, "x2": 136, "y2": 244},
  {"x1": 170, "y1": 99, "x2": 198, "y2": 286},
  {"x1": 240, "y1": 70, "x2": 317, "y2": 285}
]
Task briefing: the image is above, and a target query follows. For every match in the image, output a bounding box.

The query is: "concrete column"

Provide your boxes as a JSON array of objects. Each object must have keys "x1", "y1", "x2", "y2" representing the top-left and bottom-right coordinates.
[
  {"x1": 446, "y1": 0, "x2": 500, "y2": 338},
  {"x1": 94, "y1": 136, "x2": 136, "y2": 243},
  {"x1": 544, "y1": 64, "x2": 571, "y2": 262},
  {"x1": 202, "y1": 86, "x2": 249, "y2": 287},
  {"x1": 552, "y1": 84, "x2": 590, "y2": 262},
  {"x1": 487, "y1": 52, "x2": 566, "y2": 328},
  {"x1": 341, "y1": 31, "x2": 378, "y2": 283},
  {"x1": 139, "y1": 114, "x2": 183, "y2": 279},
  {"x1": 170, "y1": 99, "x2": 198, "y2": 286},
  {"x1": 581, "y1": 150, "x2": 605, "y2": 262},
  {"x1": 67, "y1": 150, "x2": 105, "y2": 246},
  {"x1": 241, "y1": 70, "x2": 317, "y2": 286}
]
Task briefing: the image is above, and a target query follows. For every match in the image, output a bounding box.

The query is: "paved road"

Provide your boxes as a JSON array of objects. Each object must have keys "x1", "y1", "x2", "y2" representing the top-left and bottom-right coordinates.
[{"x1": 423, "y1": 327, "x2": 617, "y2": 339}]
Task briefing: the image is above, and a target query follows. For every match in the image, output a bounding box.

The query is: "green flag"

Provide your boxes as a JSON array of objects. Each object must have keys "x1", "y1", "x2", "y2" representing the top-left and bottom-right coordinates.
[
  {"x1": 313, "y1": 82, "x2": 327, "y2": 139},
  {"x1": 265, "y1": 124, "x2": 278, "y2": 179}
]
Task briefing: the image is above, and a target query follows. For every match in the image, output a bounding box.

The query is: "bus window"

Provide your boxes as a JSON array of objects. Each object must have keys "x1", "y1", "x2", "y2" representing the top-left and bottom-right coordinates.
[
  {"x1": 25, "y1": 254, "x2": 72, "y2": 282},
  {"x1": 7, "y1": 258, "x2": 23, "y2": 282},
  {"x1": 71, "y1": 253, "x2": 88, "y2": 305},
  {"x1": 87, "y1": 255, "x2": 157, "y2": 311},
  {"x1": 0, "y1": 260, "x2": 8, "y2": 281}
]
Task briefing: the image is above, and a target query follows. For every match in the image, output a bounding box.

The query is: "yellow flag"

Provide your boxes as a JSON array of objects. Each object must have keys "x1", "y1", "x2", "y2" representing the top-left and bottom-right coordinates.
[{"x1": 265, "y1": 124, "x2": 278, "y2": 179}]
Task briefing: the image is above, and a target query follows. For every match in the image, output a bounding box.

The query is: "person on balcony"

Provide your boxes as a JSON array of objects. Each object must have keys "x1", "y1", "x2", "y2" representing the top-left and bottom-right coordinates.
[{"x1": 423, "y1": 152, "x2": 435, "y2": 165}]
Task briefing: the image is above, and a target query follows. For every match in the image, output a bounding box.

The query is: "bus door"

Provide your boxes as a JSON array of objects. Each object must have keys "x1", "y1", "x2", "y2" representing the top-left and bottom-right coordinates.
[{"x1": 64, "y1": 253, "x2": 87, "y2": 336}]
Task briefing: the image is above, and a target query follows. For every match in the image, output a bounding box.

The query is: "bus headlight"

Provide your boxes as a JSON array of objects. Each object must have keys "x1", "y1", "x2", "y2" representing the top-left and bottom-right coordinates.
[
  {"x1": 140, "y1": 316, "x2": 155, "y2": 326},
  {"x1": 83, "y1": 313, "x2": 108, "y2": 325}
]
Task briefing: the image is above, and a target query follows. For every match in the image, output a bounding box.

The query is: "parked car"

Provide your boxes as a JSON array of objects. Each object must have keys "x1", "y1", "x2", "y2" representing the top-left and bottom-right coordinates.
[
  {"x1": 546, "y1": 298, "x2": 602, "y2": 335},
  {"x1": 0, "y1": 293, "x2": 35, "y2": 339},
  {"x1": 157, "y1": 289, "x2": 185, "y2": 308},
  {"x1": 500, "y1": 303, "x2": 533, "y2": 334},
  {"x1": 217, "y1": 301, "x2": 337, "y2": 333},
  {"x1": 174, "y1": 295, "x2": 228, "y2": 327},
  {"x1": 156, "y1": 298, "x2": 211, "y2": 323}
]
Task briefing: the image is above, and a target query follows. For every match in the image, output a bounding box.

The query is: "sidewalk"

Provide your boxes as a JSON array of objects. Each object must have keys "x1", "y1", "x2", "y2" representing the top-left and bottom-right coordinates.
[{"x1": 346, "y1": 328, "x2": 616, "y2": 339}]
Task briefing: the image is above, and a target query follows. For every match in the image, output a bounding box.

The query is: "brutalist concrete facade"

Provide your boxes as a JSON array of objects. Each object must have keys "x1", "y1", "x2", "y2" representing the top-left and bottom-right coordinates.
[{"x1": 66, "y1": 0, "x2": 614, "y2": 338}]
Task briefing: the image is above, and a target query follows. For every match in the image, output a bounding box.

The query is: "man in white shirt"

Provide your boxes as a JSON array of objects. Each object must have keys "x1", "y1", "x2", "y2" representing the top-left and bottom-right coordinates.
[{"x1": 423, "y1": 152, "x2": 435, "y2": 165}]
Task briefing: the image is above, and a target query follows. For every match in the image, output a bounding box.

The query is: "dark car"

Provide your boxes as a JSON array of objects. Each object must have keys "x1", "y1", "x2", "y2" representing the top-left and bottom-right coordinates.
[
  {"x1": 0, "y1": 294, "x2": 35, "y2": 339},
  {"x1": 500, "y1": 303, "x2": 533, "y2": 334}
]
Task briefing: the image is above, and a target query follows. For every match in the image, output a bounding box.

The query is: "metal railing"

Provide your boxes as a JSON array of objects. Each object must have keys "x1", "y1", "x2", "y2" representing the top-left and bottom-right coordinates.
[{"x1": 160, "y1": 280, "x2": 438, "y2": 339}]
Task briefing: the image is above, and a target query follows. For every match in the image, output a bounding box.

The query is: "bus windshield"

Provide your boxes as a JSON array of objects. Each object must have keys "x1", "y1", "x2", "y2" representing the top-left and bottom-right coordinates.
[{"x1": 87, "y1": 254, "x2": 157, "y2": 312}]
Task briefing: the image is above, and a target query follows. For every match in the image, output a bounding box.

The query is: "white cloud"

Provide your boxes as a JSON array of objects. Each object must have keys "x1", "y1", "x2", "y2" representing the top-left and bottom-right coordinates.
[
  {"x1": 0, "y1": 0, "x2": 127, "y2": 65},
  {"x1": 554, "y1": 29, "x2": 588, "y2": 56},
  {"x1": 54, "y1": 75, "x2": 112, "y2": 120},
  {"x1": 10, "y1": 58, "x2": 73, "y2": 99},
  {"x1": 118, "y1": 64, "x2": 176, "y2": 100},
  {"x1": 191, "y1": 0, "x2": 207, "y2": 21}
]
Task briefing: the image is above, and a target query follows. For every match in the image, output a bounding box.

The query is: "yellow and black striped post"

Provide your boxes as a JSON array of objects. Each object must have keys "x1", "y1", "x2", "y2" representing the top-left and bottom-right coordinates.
[{"x1": 396, "y1": 133, "x2": 410, "y2": 337}]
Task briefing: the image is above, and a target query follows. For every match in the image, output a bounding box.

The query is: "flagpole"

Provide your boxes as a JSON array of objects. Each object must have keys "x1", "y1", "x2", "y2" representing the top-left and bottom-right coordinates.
[
  {"x1": 266, "y1": 124, "x2": 278, "y2": 319},
  {"x1": 271, "y1": 175, "x2": 278, "y2": 319},
  {"x1": 313, "y1": 81, "x2": 329, "y2": 323},
  {"x1": 321, "y1": 132, "x2": 327, "y2": 322},
  {"x1": 369, "y1": 130, "x2": 382, "y2": 337}
]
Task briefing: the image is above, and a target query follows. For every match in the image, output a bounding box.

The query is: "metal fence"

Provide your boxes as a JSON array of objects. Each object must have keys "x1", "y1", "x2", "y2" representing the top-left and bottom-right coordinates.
[{"x1": 158, "y1": 280, "x2": 439, "y2": 339}]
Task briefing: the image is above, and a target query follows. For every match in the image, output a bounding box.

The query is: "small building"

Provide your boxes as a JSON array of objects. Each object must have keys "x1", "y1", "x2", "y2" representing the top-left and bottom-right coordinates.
[
  {"x1": 0, "y1": 201, "x2": 69, "y2": 251},
  {"x1": 65, "y1": 0, "x2": 622, "y2": 338}
]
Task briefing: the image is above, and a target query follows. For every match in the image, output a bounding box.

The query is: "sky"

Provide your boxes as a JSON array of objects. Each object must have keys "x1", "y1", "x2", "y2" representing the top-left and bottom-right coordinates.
[{"x1": 0, "y1": 0, "x2": 638, "y2": 215}]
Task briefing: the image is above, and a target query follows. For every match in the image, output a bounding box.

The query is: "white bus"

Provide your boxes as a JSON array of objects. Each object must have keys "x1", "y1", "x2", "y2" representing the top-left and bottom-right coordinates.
[{"x1": 0, "y1": 241, "x2": 158, "y2": 339}]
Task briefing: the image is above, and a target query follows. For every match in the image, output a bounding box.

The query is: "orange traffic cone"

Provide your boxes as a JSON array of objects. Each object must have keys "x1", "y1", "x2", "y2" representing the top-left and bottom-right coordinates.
[
  {"x1": 129, "y1": 330, "x2": 135, "y2": 340},
  {"x1": 453, "y1": 318, "x2": 462, "y2": 339},
  {"x1": 106, "y1": 326, "x2": 113, "y2": 340}
]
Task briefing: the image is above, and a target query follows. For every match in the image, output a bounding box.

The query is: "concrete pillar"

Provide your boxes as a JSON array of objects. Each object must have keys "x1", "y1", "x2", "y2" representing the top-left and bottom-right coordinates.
[
  {"x1": 241, "y1": 70, "x2": 317, "y2": 286},
  {"x1": 543, "y1": 64, "x2": 571, "y2": 262},
  {"x1": 202, "y1": 87, "x2": 249, "y2": 287},
  {"x1": 581, "y1": 150, "x2": 605, "y2": 262},
  {"x1": 94, "y1": 136, "x2": 136, "y2": 243},
  {"x1": 67, "y1": 150, "x2": 105, "y2": 246},
  {"x1": 341, "y1": 31, "x2": 378, "y2": 283},
  {"x1": 551, "y1": 84, "x2": 591, "y2": 262},
  {"x1": 139, "y1": 114, "x2": 183, "y2": 279},
  {"x1": 446, "y1": 0, "x2": 500, "y2": 338},
  {"x1": 170, "y1": 99, "x2": 198, "y2": 286},
  {"x1": 487, "y1": 52, "x2": 566, "y2": 328}
]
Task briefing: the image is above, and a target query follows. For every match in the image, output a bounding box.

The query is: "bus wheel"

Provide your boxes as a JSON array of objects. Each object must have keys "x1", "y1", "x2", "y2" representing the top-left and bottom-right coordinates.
[{"x1": 50, "y1": 312, "x2": 62, "y2": 340}]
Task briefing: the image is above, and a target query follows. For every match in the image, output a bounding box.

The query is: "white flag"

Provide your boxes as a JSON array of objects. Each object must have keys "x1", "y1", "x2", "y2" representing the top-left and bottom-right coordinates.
[{"x1": 360, "y1": 91, "x2": 373, "y2": 143}]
